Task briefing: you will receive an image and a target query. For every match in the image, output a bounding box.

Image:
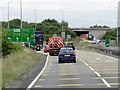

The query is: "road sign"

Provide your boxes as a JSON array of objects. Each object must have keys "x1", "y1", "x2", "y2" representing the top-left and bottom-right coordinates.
[
  {"x1": 105, "y1": 39, "x2": 110, "y2": 47},
  {"x1": 61, "y1": 32, "x2": 65, "y2": 39},
  {"x1": 6, "y1": 28, "x2": 35, "y2": 42},
  {"x1": 67, "y1": 35, "x2": 71, "y2": 40},
  {"x1": 13, "y1": 29, "x2": 20, "y2": 33},
  {"x1": 7, "y1": 37, "x2": 11, "y2": 41}
]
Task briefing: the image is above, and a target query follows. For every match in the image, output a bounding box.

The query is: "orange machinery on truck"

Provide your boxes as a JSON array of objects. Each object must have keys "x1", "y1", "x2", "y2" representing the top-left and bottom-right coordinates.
[{"x1": 48, "y1": 37, "x2": 64, "y2": 56}]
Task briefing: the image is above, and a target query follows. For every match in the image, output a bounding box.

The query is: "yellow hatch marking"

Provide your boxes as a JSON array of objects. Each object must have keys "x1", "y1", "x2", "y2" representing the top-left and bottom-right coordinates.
[
  {"x1": 34, "y1": 85, "x2": 42, "y2": 88},
  {"x1": 42, "y1": 74, "x2": 48, "y2": 76},
  {"x1": 58, "y1": 84, "x2": 82, "y2": 87},
  {"x1": 59, "y1": 78, "x2": 80, "y2": 81},
  {"x1": 109, "y1": 83, "x2": 120, "y2": 85},
  {"x1": 39, "y1": 79, "x2": 45, "y2": 81},
  {"x1": 97, "y1": 83, "x2": 120, "y2": 86},
  {"x1": 98, "y1": 72, "x2": 120, "y2": 74},
  {"x1": 94, "y1": 77, "x2": 119, "y2": 79},
  {"x1": 59, "y1": 73, "x2": 78, "y2": 76}
]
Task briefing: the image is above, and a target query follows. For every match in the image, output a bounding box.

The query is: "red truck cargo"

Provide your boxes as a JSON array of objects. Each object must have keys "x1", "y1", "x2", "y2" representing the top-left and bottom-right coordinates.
[{"x1": 48, "y1": 37, "x2": 64, "y2": 56}]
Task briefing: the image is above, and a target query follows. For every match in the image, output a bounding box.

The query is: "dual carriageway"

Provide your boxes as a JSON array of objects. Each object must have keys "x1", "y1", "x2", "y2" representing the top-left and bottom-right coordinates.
[{"x1": 27, "y1": 49, "x2": 119, "y2": 89}]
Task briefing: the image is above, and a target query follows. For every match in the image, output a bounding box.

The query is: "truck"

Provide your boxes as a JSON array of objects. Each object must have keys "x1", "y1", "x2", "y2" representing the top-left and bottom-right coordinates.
[
  {"x1": 34, "y1": 31, "x2": 43, "y2": 51},
  {"x1": 48, "y1": 37, "x2": 64, "y2": 56}
]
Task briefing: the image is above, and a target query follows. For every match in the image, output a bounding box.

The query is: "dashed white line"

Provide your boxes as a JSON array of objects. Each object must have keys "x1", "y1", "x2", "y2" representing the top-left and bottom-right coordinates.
[
  {"x1": 76, "y1": 56, "x2": 79, "y2": 59},
  {"x1": 101, "y1": 79, "x2": 111, "y2": 87},
  {"x1": 96, "y1": 58, "x2": 100, "y2": 60},
  {"x1": 85, "y1": 63, "x2": 89, "y2": 66},
  {"x1": 78, "y1": 58, "x2": 111, "y2": 88},
  {"x1": 89, "y1": 67, "x2": 94, "y2": 71},
  {"x1": 94, "y1": 71, "x2": 101, "y2": 77}
]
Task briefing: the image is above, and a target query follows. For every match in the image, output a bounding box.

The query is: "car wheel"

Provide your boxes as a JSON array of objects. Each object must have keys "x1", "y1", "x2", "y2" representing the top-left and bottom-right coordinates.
[
  {"x1": 49, "y1": 51, "x2": 53, "y2": 56},
  {"x1": 73, "y1": 59, "x2": 76, "y2": 63},
  {"x1": 58, "y1": 59, "x2": 61, "y2": 63}
]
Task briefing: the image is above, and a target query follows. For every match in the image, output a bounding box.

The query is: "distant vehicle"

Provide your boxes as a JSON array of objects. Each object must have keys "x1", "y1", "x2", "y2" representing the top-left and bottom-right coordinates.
[
  {"x1": 58, "y1": 48, "x2": 76, "y2": 63},
  {"x1": 48, "y1": 37, "x2": 64, "y2": 56},
  {"x1": 91, "y1": 38, "x2": 101, "y2": 44},
  {"x1": 65, "y1": 42, "x2": 75, "y2": 50},
  {"x1": 44, "y1": 45, "x2": 50, "y2": 53},
  {"x1": 34, "y1": 31, "x2": 43, "y2": 50},
  {"x1": 35, "y1": 44, "x2": 41, "y2": 51}
]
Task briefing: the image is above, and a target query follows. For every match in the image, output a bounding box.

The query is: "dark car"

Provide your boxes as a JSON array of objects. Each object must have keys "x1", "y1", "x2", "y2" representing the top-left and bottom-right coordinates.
[
  {"x1": 58, "y1": 48, "x2": 76, "y2": 63},
  {"x1": 66, "y1": 42, "x2": 75, "y2": 50},
  {"x1": 35, "y1": 44, "x2": 41, "y2": 51}
]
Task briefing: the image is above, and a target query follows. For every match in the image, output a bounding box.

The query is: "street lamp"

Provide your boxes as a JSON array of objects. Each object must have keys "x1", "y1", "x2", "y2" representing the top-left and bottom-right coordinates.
[
  {"x1": 8, "y1": 1, "x2": 13, "y2": 28},
  {"x1": 117, "y1": 1, "x2": 120, "y2": 45},
  {"x1": 17, "y1": 0, "x2": 22, "y2": 29},
  {"x1": 60, "y1": 10, "x2": 64, "y2": 32},
  {"x1": 8, "y1": 0, "x2": 22, "y2": 29},
  {"x1": 34, "y1": 9, "x2": 36, "y2": 30}
]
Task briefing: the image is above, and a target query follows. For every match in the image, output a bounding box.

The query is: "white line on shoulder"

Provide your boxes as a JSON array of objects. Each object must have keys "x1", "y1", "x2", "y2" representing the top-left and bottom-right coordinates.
[{"x1": 26, "y1": 53, "x2": 49, "y2": 90}]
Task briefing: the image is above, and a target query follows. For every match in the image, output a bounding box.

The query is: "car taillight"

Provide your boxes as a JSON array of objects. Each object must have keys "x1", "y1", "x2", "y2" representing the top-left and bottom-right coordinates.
[
  {"x1": 58, "y1": 54, "x2": 62, "y2": 56},
  {"x1": 72, "y1": 54, "x2": 76, "y2": 56}
]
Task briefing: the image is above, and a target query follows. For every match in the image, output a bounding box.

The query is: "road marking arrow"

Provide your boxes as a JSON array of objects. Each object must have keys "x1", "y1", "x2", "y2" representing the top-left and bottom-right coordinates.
[
  {"x1": 16, "y1": 37, "x2": 19, "y2": 42},
  {"x1": 27, "y1": 37, "x2": 29, "y2": 42}
]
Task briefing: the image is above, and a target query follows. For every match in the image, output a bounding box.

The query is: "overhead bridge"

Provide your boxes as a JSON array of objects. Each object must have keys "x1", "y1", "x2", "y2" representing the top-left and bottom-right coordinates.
[{"x1": 71, "y1": 28, "x2": 111, "y2": 38}]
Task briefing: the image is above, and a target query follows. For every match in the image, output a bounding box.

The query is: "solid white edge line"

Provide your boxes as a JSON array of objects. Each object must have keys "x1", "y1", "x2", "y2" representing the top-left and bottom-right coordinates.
[
  {"x1": 26, "y1": 53, "x2": 49, "y2": 90},
  {"x1": 102, "y1": 79, "x2": 111, "y2": 87}
]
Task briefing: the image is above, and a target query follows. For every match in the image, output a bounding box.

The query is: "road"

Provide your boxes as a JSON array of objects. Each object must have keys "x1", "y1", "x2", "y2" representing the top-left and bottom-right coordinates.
[{"x1": 31, "y1": 50, "x2": 119, "y2": 88}]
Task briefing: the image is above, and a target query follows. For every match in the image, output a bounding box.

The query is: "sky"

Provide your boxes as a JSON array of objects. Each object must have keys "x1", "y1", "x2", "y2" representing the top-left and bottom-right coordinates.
[{"x1": 0, "y1": 0, "x2": 119, "y2": 28}]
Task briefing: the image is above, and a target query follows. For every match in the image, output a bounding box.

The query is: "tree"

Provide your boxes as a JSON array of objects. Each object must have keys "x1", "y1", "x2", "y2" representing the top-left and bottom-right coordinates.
[
  {"x1": 102, "y1": 29, "x2": 117, "y2": 40},
  {"x1": 90, "y1": 24, "x2": 110, "y2": 28}
]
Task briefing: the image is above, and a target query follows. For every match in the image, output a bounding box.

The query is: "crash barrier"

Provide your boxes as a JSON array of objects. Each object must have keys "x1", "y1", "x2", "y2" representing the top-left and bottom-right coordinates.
[{"x1": 87, "y1": 45, "x2": 120, "y2": 57}]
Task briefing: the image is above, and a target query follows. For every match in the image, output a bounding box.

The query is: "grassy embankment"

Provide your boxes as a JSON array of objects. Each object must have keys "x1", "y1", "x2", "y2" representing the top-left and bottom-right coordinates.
[
  {"x1": 72, "y1": 37, "x2": 91, "y2": 50},
  {"x1": 2, "y1": 48, "x2": 43, "y2": 88}
]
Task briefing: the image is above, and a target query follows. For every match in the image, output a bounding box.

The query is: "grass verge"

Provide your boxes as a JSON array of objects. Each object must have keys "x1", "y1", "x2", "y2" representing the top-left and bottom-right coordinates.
[{"x1": 2, "y1": 48, "x2": 43, "y2": 88}]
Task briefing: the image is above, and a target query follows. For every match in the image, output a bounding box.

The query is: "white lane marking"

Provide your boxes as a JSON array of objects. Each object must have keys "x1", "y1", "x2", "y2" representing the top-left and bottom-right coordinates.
[
  {"x1": 85, "y1": 63, "x2": 89, "y2": 66},
  {"x1": 89, "y1": 67, "x2": 94, "y2": 71},
  {"x1": 96, "y1": 58, "x2": 100, "y2": 60},
  {"x1": 101, "y1": 79, "x2": 111, "y2": 87},
  {"x1": 78, "y1": 58, "x2": 111, "y2": 88},
  {"x1": 76, "y1": 56, "x2": 79, "y2": 59},
  {"x1": 26, "y1": 53, "x2": 49, "y2": 90},
  {"x1": 93, "y1": 52, "x2": 118, "y2": 60},
  {"x1": 94, "y1": 71, "x2": 101, "y2": 77}
]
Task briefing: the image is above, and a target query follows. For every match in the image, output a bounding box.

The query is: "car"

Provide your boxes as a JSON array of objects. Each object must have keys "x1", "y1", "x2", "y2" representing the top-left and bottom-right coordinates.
[
  {"x1": 65, "y1": 42, "x2": 75, "y2": 50},
  {"x1": 91, "y1": 38, "x2": 101, "y2": 44},
  {"x1": 44, "y1": 45, "x2": 50, "y2": 53},
  {"x1": 35, "y1": 44, "x2": 41, "y2": 51},
  {"x1": 58, "y1": 48, "x2": 76, "y2": 63}
]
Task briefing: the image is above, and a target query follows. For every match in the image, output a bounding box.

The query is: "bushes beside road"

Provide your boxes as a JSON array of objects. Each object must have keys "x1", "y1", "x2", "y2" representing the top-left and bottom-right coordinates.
[
  {"x1": 2, "y1": 29, "x2": 23, "y2": 57},
  {"x1": 2, "y1": 48, "x2": 44, "y2": 88}
]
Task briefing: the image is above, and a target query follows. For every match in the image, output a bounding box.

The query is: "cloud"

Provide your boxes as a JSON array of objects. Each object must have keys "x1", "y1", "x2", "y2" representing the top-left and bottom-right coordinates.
[{"x1": 0, "y1": 0, "x2": 119, "y2": 27}]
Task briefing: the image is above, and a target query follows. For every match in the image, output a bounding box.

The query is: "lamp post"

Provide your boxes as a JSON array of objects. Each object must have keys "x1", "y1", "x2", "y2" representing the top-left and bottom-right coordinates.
[
  {"x1": 60, "y1": 10, "x2": 64, "y2": 32},
  {"x1": 117, "y1": 0, "x2": 120, "y2": 45},
  {"x1": 34, "y1": 9, "x2": 36, "y2": 30},
  {"x1": 8, "y1": 1, "x2": 13, "y2": 28},
  {"x1": 17, "y1": 0, "x2": 22, "y2": 29}
]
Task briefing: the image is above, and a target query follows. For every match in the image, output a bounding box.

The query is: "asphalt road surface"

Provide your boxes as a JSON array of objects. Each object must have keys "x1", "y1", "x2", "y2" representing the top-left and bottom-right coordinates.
[{"x1": 32, "y1": 50, "x2": 119, "y2": 88}]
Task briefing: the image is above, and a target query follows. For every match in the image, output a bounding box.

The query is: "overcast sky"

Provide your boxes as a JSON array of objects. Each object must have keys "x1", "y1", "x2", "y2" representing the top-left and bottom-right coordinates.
[{"x1": 0, "y1": 0, "x2": 119, "y2": 28}]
